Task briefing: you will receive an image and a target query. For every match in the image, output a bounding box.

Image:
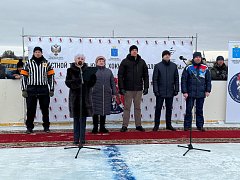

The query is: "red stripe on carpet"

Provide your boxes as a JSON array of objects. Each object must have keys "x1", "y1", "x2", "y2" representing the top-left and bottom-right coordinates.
[{"x1": 1, "y1": 130, "x2": 240, "y2": 143}]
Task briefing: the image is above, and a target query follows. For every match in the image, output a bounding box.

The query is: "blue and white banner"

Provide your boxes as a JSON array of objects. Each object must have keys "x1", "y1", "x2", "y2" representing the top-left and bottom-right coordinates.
[
  {"x1": 226, "y1": 41, "x2": 240, "y2": 123},
  {"x1": 26, "y1": 37, "x2": 193, "y2": 122}
]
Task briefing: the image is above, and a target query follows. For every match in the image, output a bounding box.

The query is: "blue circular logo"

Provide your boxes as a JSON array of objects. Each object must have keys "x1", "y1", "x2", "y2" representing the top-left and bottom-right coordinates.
[{"x1": 228, "y1": 73, "x2": 240, "y2": 103}]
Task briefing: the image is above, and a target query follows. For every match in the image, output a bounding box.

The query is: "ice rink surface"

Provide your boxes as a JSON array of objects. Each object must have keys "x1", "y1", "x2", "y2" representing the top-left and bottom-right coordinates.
[{"x1": 0, "y1": 143, "x2": 240, "y2": 180}]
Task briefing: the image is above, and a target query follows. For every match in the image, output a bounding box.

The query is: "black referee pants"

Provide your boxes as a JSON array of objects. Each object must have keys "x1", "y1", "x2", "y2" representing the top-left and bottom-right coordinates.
[{"x1": 26, "y1": 95, "x2": 50, "y2": 130}]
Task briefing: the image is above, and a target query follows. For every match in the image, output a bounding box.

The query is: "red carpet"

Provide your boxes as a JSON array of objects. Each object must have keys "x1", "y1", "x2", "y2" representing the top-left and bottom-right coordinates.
[{"x1": 1, "y1": 130, "x2": 240, "y2": 143}]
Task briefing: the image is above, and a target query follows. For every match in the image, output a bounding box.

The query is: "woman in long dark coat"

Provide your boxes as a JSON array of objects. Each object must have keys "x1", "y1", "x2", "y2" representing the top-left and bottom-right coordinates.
[
  {"x1": 91, "y1": 56, "x2": 116, "y2": 134},
  {"x1": 65, "y1": 54, "x2": 96, "y2": 144}
]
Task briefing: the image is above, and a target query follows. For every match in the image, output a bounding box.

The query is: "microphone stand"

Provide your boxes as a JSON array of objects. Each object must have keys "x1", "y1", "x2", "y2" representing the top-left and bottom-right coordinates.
[
  {"x1": 177, "y1": 58, "x2": 210, "y2": 156},
  {"x1": 64, "y1": 64, "x2": 100, "y2": 159}
]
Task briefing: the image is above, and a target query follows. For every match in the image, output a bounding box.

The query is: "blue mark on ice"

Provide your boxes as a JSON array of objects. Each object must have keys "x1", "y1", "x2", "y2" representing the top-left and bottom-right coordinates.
[{"x1": 104, "y1": 145, "x2": 136, "y2": 180}]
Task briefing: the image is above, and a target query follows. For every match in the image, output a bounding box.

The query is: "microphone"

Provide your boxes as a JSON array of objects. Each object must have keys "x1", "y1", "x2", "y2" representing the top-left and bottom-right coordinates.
[
  {"x1": 78, "y1": 61, "x2": 83, "y2": 66},
  {"x1": 179, "y1": 56, "x2": 187, "y2": 61}
]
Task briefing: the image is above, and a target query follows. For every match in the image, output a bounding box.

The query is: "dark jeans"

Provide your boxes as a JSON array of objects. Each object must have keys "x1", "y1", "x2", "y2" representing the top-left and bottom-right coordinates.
[
  {"x1": 154, "y1": 96, "x2": 173, "y2": 127},
  {"x1": 26, "y1": 95, "x2": 50, "y2": 130},
  {"x1": 184, "y1": 97, "x2": 205, "y2": 128},
  {"x1": 73, "y1": 117, "x2": 87, "y2": 143}
]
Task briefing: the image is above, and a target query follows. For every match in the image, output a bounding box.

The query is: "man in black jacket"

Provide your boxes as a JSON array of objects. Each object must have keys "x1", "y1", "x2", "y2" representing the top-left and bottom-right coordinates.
[
  {"x1": 152, "y1": 50, "x2": 179, "y2": 131},
  {"x1": 181, "y1": 52, "x2": 211, "y2": 131},
  {"x1": 210, "y1": 56, "x2": 228, "y2": 80},
  {"x1": 118, "y1": 45, "x2": 149, "y2": 132}
]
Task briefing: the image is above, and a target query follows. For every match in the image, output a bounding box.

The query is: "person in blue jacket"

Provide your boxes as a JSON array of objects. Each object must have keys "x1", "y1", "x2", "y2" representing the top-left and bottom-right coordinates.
[
  {"x1": 7, "y1": 60, "x2": 23, "y2": 79},
  {"x1": 181, "y1": 52, "x2": 211, "y2": 131},
  {"x1": 152, "y1": 50, "x2": 179, "y2": 131},
  {"x1": 0, "y1": 63, "x2": 6, "y2": 79}
]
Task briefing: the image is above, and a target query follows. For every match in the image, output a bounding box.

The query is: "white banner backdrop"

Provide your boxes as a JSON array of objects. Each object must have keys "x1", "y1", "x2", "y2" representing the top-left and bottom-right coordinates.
[
  {"x1": 226, "y1": 41, "x2": 240, "y2": 123},
  {"x1": 26, "y1": 37, "x2": 193, "y2": 122}
]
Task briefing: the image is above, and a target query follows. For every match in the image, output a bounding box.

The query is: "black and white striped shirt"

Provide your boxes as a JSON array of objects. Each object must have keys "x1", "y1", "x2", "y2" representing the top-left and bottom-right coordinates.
[{"x1": 21, "y1": 58, "x2": 55, "y2": 91}]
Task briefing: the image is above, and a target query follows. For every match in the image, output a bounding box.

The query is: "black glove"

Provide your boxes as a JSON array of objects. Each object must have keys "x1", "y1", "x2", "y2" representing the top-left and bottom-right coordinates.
[
  {"x1": 220, "y1": 73, "x2": 227, "y2": 80},
  {"x1": 119, "y1": 89, "x2": 126, "y2": 95},
  {"x1": 154, "y1": 92, "x2": 160, "y2": 97},
  {"x1": 49, "y1": 91, "x2": 54, "y2": 97},
  {"x1": 143, "y1": 89, "x2": 148, "y2": 95},
  {"x1": 22, "y1": 90, "x2": 28, "y2": 98},
  {"x1": 174, "y1": 91, "x2": 179, "y2": 96}
]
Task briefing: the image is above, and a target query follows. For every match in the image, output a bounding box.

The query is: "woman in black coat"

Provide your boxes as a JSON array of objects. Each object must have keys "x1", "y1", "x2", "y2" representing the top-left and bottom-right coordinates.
[
  {"x1": 91, "y1": 56, "x2": 116, "y2": 134},
  {"x1": 65, "y1": 54, "x2": 97, "y2": 145}
]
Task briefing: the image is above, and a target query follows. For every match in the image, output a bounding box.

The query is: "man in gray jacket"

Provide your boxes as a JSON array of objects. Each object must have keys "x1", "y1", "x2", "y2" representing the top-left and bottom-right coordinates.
[{"x1": 152, "y1": 50, "x2": 179, "y2": 131}]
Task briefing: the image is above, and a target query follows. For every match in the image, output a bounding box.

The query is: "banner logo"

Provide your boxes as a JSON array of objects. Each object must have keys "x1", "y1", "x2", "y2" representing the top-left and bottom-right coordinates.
[
  {"x1": 232, "y1": 46, "x2": 240, "y2": 58},
  {"x1": 228, "y1": 73, "x2": 240, "y2": 103},
  {"x1": 109, "y1": 46, "x2": 121, "y2": 62},
  {"x1": 169, "y1": 47, "x2": 176, "y2": 55},
  {"x1": 51, "y1": 44, "x2": 61, "y2": 56},
  {"x1": 111, "y1": 46, "x2": 118, "y2": 57}
]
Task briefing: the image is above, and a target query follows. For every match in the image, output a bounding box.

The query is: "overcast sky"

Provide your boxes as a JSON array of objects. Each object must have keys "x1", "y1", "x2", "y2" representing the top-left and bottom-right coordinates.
[{"x1": 0, "y1": 0, "x2": 239, "y2": 55}]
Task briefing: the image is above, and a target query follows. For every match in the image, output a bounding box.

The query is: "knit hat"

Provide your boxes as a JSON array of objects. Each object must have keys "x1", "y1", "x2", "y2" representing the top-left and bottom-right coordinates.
[
  {"x1": 193, "y1": 52, "x2": 202, "y2": 59},
  {"x1": 216, "y1": 56, "x2": 224, "y2": 61},
  {"x1": 162, "y1": 50, "x2": 171, "y2": 58},
  {"x1": 33, "y1": 46, "x2": 42, "y2": 53},
  {"x1": 129, "y1": 45, "x2": 138, "y2": 53},
  {"x1": 95, "y1": 56, "x2": 106, "y2": 64}
]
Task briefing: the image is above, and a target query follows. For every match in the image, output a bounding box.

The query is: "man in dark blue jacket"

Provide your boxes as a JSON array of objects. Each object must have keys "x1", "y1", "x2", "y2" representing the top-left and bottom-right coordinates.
[
  {"x1": 0, "y1": 63, "x2": 6, "y2": 79},
  {"x1": 181, "y1": 52, "x2": 211, "y2": 131},
  {"x1": 152, "y1": 50, "x2": 179, "y2": 131}
]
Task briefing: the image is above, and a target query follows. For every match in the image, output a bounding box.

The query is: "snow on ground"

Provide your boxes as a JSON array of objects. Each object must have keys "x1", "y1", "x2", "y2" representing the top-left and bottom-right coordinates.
[{"x1": 0, "y1": 143, "x2": 240, "y2": 180}]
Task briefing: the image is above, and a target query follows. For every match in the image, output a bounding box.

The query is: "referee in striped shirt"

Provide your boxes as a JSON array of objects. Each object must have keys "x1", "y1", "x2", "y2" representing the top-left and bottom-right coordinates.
[{"x1": 21, "y1": 47, "x2": 55, "y2": 134}]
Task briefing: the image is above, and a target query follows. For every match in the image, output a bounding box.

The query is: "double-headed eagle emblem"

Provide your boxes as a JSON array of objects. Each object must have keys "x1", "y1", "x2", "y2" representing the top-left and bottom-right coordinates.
[{"x1": 51, "y1": 44, "x2": 61, "y2": 56}]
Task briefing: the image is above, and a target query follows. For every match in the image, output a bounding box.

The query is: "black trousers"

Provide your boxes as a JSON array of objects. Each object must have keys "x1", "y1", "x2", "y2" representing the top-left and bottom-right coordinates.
[
  {"x1": 92, "y1": 114, "x2": 106, "y2": 129},
  {"x1": 154, "y1": 96, "x2": 174, "y2": 126},
  {"x1": 26, "y1": 95, "x2": 50, "y2": 130}
]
